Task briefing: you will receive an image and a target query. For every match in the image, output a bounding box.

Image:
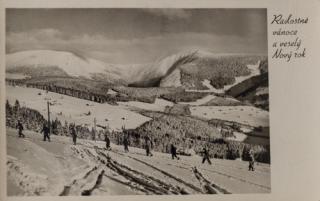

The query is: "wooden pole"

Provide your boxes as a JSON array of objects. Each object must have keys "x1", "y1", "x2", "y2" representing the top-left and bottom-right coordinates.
[
  {"x1": 47, "y1": 101, "x2": 51, "y2": 134},
  {"x1": 93, "y1": 117, "x2": 97, "y2": 141}
]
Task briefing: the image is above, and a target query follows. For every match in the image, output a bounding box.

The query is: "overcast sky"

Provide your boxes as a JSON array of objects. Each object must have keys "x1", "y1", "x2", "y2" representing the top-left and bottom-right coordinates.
[{"x1": 6, "y1": 8, "x2": 267, "y2": 64}]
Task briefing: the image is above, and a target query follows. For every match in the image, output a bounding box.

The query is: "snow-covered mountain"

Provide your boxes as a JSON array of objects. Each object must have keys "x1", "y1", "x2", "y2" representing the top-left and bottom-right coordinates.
[
  {"x1": 127, "y1": 51, "x2": 198, "y2": 87},
  {"x1": 6, "y1": 50, "x2": 124, "y2": 82},
  {"x1": 6, "y1": 49, "x2": 266, "y2": 90},
  {"x1": 6, "y1": 49, "x2": 199, "y2": 86}
]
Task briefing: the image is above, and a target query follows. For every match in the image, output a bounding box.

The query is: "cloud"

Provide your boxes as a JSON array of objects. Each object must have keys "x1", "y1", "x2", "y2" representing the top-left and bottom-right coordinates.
[
  {"x1": 8, "y1": 28, "x2": 64, "y2": 41},
  {"x1": 143, "y1": 9, "x2": 192, "y2": 20},
  {"x1": 6, "y1": 28, "x2": 267, "y2": 64}
]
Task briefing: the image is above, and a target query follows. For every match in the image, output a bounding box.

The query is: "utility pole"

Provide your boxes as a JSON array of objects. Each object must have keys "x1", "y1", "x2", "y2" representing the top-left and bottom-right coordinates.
[
  {"x1": 93, "y1": 117, "x2": 97, "y2": 141},
  {"x1": 106, "y1": 123, "x2": 110, "y2": 133},
  {"x1": 47, "y1": 101, "x2": 51, "y2": 135}
]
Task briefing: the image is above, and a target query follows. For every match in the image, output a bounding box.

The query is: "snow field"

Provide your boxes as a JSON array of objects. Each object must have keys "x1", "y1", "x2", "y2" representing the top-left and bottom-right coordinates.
[
  {"x1": 6, "y1": 85, "x2": 150, "y2": 131},
  {"x1": 117, "y1": 98, "x2": 174, "y2": 112},
  {"x1": 190, "y1": 106, "x2": 269, "y2": 127},
  {"x1": 7, "y1": 128, "x2": 270, "y2": 195}
]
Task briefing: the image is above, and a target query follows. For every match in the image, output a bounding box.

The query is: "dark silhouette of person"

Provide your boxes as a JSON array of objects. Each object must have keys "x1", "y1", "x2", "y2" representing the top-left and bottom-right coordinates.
[
  {"x1": 40, "y1": 123, "x2": 51, "y2": 142},
  {"x1": 91, "y1": 128, "x2": 95, "y2": 141},
  {"x1": 170, "y1": 143, "x2": 180, "y2": 160},
  {"x1": 145, "y1": 136, "x2": 153, "y2": 156},
  {"x1": 16, "y1": 120, "x2": 25, "y2": 138},
  {"x1": 123, "y1": 135, "x2": 129, "y2": 152},
  {"x1": 70, "y1": 125, "x2": 77, "y2": 145},
  {"x1": 249, "y1": 152, "x2": 255, "y2": 171},
  {"x1": 201, "y1": 146, "x2": 212, "y2": 165},
  {"x1": 105, "y1": 134, "x2": 111, "y2": 150}
]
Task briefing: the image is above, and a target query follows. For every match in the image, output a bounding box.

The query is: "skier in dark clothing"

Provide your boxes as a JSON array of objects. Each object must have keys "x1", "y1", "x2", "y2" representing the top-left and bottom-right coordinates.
[
  {"x1": 105, "y1": 134, "x2": 111, "y2": 150},
  {"x1": 248, "y1": 152, "x2": 255, "y2": 171},
  {"x1": 170, "y1": 143, "x2": 180, "y2": 160},
  {"x1": 201, "y1": 147, "x2": 212, "y2": 165},
  {"x1": 145, "y1": 136, "x2": 153, "y2": 156},
  {"x1": 40, "y1": 123, "x2": 51, "y2": 142},
  {"x1": 16, "y1": 120, "x2": 25, "y2": 138},
  {"x1": 123, "y1": 135, "x2": 129, "y2": 152},
  {"x1": 70, "y1": 125, "x2": 77, "y2": 145}
]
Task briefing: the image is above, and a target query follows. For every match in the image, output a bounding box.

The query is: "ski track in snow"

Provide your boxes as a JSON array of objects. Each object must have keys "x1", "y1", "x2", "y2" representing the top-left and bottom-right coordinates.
[{"x1": 7, "y1": 128, "x2": 270, "y2": 195}]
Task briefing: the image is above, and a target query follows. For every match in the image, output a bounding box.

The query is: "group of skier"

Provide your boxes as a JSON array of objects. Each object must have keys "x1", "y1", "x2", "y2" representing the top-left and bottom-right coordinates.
[
  {"x1": 16, "y1": 120, "x2": 78, "y2": 145},
  {"x1": 15, "y1": 120, "x2": 256, "y2": 171}
]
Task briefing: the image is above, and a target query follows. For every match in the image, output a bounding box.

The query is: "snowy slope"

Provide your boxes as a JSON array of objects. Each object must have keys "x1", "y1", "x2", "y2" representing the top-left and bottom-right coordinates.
[
  {"x1": 6, "y1": 49, "x2": 265, "y2": 90},
  {"x1": 6, "y1": 50, "x2": 123, "y2": 81},
  {"x1": 159, "y1": 68, "x2": 182, "y2": 87},
  {"x1": 6, "y1": 50, "x2": 198, "y2": 86},
  {"x1": 7, "y1": 128, "x2": 270, "y2": 196},
  {"x1": 6, "y1": 85, "x2": 150, "y2": 131},
  {"x1": 160, "y1": 51, "x2": 265, "y2": 91},
  {"x1": 128, "y1": 51, "x2": 197, "y2": 86},
  {"x1": 186, "y1": 62, "x2": 262, "y2": 93},
  {"x1": 190, "y1": 105, "x2": 269, "y2": 127}
]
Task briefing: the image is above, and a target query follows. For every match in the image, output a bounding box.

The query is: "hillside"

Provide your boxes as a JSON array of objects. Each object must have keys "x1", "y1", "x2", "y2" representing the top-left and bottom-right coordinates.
[
  {"x1": 130, "y1": 51, "x2": 266, "y2": 90},
  {"x1": 6, "y1": 128, "x2": 270, "y2": 195},
  {"x1": 6, "y1": 50, "x2": 125, "y2": 83},
  {"x1": 6, "y1": 50, "x2": 267, "y2": 92},
  {"x1": 226, "y1": 59, "x2": 269, "y2": 110},
  {"x1": 161, "y1": 53, "x2": 266, "y2": 90}
]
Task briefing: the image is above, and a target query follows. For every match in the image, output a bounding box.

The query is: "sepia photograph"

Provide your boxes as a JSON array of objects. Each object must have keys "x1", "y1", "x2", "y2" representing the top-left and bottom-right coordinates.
[{"x1": 5, "y1": 8, "x2": 270, "y2": 196}]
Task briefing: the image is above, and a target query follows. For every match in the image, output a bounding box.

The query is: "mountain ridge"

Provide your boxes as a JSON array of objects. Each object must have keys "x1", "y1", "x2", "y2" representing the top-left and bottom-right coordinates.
[{"x1": 6, "y1": 49, "x2": 266, "y2": 90}]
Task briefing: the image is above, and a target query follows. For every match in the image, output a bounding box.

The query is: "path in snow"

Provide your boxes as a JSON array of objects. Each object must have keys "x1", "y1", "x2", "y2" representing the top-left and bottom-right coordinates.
[{"x1": 7, "y1": 128, "x2": 270, "y2": 196}]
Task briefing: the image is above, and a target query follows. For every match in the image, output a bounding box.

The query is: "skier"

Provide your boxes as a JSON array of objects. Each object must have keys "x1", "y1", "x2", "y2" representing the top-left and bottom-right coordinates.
[
  {"x1": 105, "y1": 134, "x2": 111, "y2": 150},
  {"x1": 70, "y1": 125, "x2": 77, "y2": 145},
  {"x1": 123, "y1": 135, "x2": 129, "y2": 152},
  {"x1": 16, "y1": 120, "x2": 25, "y2": 138},
  {"x1": 248, "y1": 151, "x2": 255, "y2": 171},
  {"x1": 201, "y1": 146, "x2": 212, "y2": 165},
  {"x1": 170, "y1": 143, "x2": 180, "y2": 160},
  {"x1": 145, "y1": 136, "x2": 153, "y2": 157},
  {"x1": 91, "y1": 127, "x2": 96, "y2": 141},
  {"x1": 40, "y1": 123, "x2": 51, "y2": 142}
]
